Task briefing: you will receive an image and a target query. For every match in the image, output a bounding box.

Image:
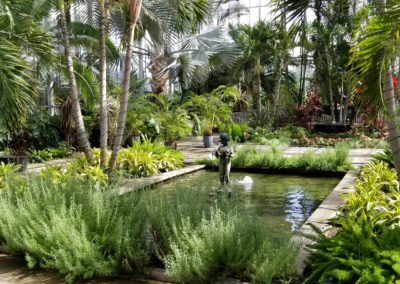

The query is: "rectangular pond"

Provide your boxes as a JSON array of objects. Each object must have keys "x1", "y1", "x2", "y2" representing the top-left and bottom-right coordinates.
[{"x1": 156, "y1": 170, "x2": 341, "y2": 235}]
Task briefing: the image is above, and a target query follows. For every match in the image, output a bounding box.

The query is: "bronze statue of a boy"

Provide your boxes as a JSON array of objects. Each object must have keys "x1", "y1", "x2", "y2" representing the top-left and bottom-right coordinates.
[{"x1": 214, "y1": 133, "x2": 234, "y2": 184}]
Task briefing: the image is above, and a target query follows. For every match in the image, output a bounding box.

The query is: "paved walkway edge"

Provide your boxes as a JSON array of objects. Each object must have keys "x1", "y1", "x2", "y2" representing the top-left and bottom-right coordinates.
[{"x1": 293, "y1": 169, "x2": 360, "y2": 275}]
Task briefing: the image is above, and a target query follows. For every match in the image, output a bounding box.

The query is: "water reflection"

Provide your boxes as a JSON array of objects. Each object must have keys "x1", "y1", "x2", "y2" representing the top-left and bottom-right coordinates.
[{"x1": 284, "y1": 186, "x2": 316, "y2": 232}]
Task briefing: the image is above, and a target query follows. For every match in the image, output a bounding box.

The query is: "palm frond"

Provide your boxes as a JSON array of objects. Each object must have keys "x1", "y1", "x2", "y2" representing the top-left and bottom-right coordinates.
[
  {"x1": 69, "y1": 21, "x2": 121, "y2": 68},
  {"x1": 57, "y1": 53, "x2": 99, "y2": 112},
  {"x1": 0, "y1": 38, "x2": 35, "y2": 128},
  {"x1": 350, "y1": 2, "x2": 400, "y2": 110}
]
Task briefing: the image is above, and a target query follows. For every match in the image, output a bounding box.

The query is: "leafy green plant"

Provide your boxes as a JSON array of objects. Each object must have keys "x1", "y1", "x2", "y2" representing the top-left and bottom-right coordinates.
[
  {"x1": 304, "y1": 161, "x2": 400, "y2": 283},
  {"x1": 372, "y1": 147, "x2": 394, "y2": 168},
  {"x1": 116, "y1": 140, "x2": 184, "y2": 177},
  {"x1": 277, "y1": 126, "x2": 307, "y2": 139},
  {"x1": 165, "y1": 207, "x2": 297, "y2": 283},
  {"x1": 0, "y1": 176, "x2": 149, "y2": 283},
  {"x1": 305, "y1": 221, "x2": 400, "y2": 284},
  {"x1": 219, "y1": 122, "x2": 249, "y2": 142},
  {"x1": 0, "y1": 162, "x2": 19, "y2": 187},
  {"x1": 29, "y1": 146, "x2": 70, "y2": 163},
  {"x1": 183, "y1": 91, "x2": 233, "y2": 135},
  {"x1": 341, "y1": 161, "x2": 400, "y2": 230},
  {"x1": 198, "y1": 144, "x2": 352, "y2": 172}
]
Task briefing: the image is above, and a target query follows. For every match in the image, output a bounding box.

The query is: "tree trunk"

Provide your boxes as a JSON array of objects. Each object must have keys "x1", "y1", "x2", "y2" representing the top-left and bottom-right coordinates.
[
  {"x1": 298, "y1": 31, "x2": 307, "y2": 106},
  {"x1": 109, "y1": 0, "x2": 142, "y2": 171},
  {"x1": 99, "y1": 0, "x2": 108, "y2": 167},
  {"x1": 58, "y1": 0, "x2": 94, "y2": 164},
  {"x1": 326, "y1": 65, "x2": 335, "y2": 121},
  {"x1": 384, "y1": 67, "x2": 400, "y2": 178},
  {"x1": 273, "y1": 58, "x2": 284, "y2": 119},
  {"x1": 339, "y1": 73, "x2": 344, "y2": 123},
  {"x1": 150, "y1": 51, "x2": 168, "y2": 94},
  {"x1": 256, "y1": 57, "x2": 262, "y2": 120},
  {"x1": 342, "y1": 79, "x2": 350, "y2": 124}
]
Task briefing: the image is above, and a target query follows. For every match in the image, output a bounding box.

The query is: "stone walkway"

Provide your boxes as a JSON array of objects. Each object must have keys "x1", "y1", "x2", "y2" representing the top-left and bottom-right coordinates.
[{"x1": 0, "y1": 137, "x2": 382, "y2": 283}]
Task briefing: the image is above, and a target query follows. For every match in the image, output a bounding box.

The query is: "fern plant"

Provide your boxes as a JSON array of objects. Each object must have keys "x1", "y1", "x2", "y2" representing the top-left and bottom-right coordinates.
[{"x1": 305, "y1": 221, "x2": 400, "y2": 284}]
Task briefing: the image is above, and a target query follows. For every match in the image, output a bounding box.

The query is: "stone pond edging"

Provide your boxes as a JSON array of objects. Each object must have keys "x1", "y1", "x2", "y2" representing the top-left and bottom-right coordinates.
[{"x1": 112, "y1": 164, "x2": 206, "y2": 195}]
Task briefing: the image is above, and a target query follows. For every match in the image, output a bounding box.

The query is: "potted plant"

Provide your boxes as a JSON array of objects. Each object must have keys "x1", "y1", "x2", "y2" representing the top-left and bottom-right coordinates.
[
  {"x1": 182, "y1": 90, "x2": 234, "y2": 148},
  {"x1": 201, "y1": 120, "x2": 215, "y2": 148}
]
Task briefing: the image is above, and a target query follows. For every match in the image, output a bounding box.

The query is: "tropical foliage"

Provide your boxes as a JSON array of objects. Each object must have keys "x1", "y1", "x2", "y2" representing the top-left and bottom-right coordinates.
[{"x1": 305, "y1": 161, "x2": 400, "y2": 283}]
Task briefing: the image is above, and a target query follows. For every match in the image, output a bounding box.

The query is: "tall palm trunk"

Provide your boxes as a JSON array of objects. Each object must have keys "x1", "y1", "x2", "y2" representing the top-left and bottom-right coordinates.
[
  {"x1": 150, "y1": 51, "x2": 168, "y2": 94},
  {"x1": 99, "y1": 0, "x2": 108, "y2": 167},
  {"x1": 273, "y1": 57, "x2": 284, "y2": 119},
  {"x1": 109, "y1": 0, "x2": 142, "y2": 171},
  {"x1": 58, "y1": 0, "x2": 94, "y2": 164},
  {"x1": 384, "y1": 67, "x2": 400, "y2": 178},
  {"x1": 256, "y1": 57, "x2": 262, "y2": 119},
  {"x1": 326, "y1": 64, "x2": 335, "y2": 120}
]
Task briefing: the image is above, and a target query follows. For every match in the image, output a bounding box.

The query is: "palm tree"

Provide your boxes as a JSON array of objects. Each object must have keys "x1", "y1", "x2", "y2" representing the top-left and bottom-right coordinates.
[
  {"x1": 275, "y1": 0, "x2": 357, "y2": 123},
  {"x1": 351, "y1": 1, "x2": 400, "y2": 177},
  {"x1": 153, "y1": 26, "x2": 240, "y2": 95},
  {"x1": 229, "y1": 21, "x2": 281, "y2": 120},
  {"x1": 108, "y1": 0, "x2": 142, "y2": 171},
  {"x1": 0, "y1": 0, "x2": 52, "y2": 129},
  {"x1": 98, "y1": 0, "x2": 109, "y2": 167},
  {"x1": 57, "y1": 0, "x2": 94, "y2": 164},
  {"x1": 271, "y1": 23, "x2": 293, "y2": 120}
]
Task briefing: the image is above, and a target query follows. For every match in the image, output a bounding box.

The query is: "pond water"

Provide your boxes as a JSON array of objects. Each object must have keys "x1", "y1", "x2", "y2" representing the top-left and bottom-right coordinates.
[{"x1": 156, "y1": 170, "x2": 341, "y2": 235}]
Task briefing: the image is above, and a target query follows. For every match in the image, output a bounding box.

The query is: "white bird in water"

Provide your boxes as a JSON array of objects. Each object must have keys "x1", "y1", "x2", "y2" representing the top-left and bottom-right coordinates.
[
  {"x1": 238, "y1": 176, "x2": 253, "y2": 191},
  {"x1": 238, "y1": 176, "x2": 253, "y2": 184}
]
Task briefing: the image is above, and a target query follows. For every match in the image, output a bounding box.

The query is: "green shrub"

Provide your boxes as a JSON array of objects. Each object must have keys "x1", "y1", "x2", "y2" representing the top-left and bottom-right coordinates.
[
  {"x1": 146, "y1": 185, "x2": 298, "y2": 283},
  {"x1": 342, "y1": 161, "x2": 400, "y2": 230},
  {"x1": 372, "y1": 146, "x2": 394, "y2": 168},
  {"x1": 164, "y1": 207, "x2": 297, "y2": 283},
  {"x1": 199, "y1": 145, "x2": 352, "y2": 172},
  {"x1": 117, "y1": 140, "x2": 184, "y2": 177},
  {"x1": 305, "y1": 161, "x2": 400, "y2": 283},
  {"x1": 0, "y1": 162, "x2": 19, "y2": 187},
  {"x1": 146, "y1": 187, "x2": 222, "y2": 259},
  {"x1": 0, "y1": 176, "x2": 149, "y2": 283},
  {"x1": 40, "y1": 155, "x2": 109, "y2": 188},
  {"x1": 0, "y1": 111, "x2": 64, "y2": 151},
  {"x1": 251, "y1": 237, "x2": 300, "y2": 284},
  {"x1": 60, "y1": 140, "x2": 184, "y2": 181},
  {"x1": 305, "y1": 221, "x2": 400, "y2": 284},
  {"x1": 288, "y1": 145, "x2": 351, "y2": 172},
  {"x1": 29, "y1": 146, "x2": 70, "y2": 163}
]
